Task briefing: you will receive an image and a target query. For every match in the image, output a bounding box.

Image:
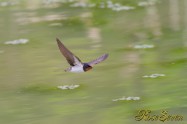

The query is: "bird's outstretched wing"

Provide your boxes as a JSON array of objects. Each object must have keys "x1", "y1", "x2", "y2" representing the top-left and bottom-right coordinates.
[
  {"x1": 87, "y1": 54, "x2": 108, "y2": 66},
  {"x1": 56, "y1": 38, "x2": 82, "y2": 66}
]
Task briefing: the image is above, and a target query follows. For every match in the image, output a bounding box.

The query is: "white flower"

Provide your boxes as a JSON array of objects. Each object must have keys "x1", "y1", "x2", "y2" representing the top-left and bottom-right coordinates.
[
  {"x1": 4, "y1": 39, "x2": 29, "y2": 45},
  {"x1": 57, "y1": 84, "x2": 80, "y2": 90},
  {"x1": 143, "y1": 74, "x2": 166, "y2": 78},
  {"x1": 138, "y1": 0, "x2": 157, "y2": 7},
  {"x1": 126, "y1": 97, "x2": 132, "y2": 100},
  {"x1": 70, "y1": 2, "x2": 87, "y2": 8},
  {"x1": 113, "y1": 96, "x2": 140, "y2": 101},
  {"x1": 132, "y1": 96, "x2": 140, "y2": 100},
  {"x1": 134, "y1": 44, "x2": 154, "y2": 49}
]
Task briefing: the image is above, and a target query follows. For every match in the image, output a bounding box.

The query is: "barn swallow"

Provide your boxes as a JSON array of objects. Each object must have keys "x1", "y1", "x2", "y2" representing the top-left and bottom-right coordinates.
[{"x1": 56, "y1": 38, "x2": 108, "y2": 73}]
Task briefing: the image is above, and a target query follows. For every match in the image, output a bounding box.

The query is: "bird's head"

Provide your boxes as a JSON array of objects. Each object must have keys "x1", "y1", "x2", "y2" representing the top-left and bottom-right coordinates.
[{"x1": 83, "y1": 63, "x2": 92, "y2": 72}]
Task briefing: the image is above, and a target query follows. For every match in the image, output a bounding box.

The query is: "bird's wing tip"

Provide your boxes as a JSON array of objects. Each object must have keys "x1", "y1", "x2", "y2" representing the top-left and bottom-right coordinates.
[
  {"x1": 56, "y1": 38, "x2": 60, "y2": 42},
  {"x1": 104, "y1": 53, "x2": 109, "y2": 58}
]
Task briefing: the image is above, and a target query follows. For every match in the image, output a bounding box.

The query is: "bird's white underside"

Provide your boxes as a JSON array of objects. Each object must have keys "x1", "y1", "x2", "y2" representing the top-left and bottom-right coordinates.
[{"x1": 70, "y1": 65, "x2": 84, "y2": 73}]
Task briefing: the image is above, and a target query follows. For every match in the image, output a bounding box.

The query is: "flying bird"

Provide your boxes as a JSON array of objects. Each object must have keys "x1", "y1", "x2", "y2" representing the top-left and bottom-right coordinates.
[{"x1": 56, "y1": 38, "x2": 108, "y2": 73}]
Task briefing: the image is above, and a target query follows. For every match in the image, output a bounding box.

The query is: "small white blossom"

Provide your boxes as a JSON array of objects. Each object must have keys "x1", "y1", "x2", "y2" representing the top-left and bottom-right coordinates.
[
  {"x1": 138, "y1": 0, "x2": 157, "y2": 7},
  {"x1": 4, "y1": 39, "x2": 29, "y2": 45},
  {"x1": 69, "y1": 1, "x2": 135, "y2": 11},
  {"x1": 143, "y1": 74, "x2": 165, "y2": 78},
  {"x1": 70, "y1": 2, "x2": 87, "y2": 7},
  {"x1": 134, "y1": 44, "x2": 154, "y2": 49},
  {"x1": 57, "y1": 84, "x2": 80, "y2": 90},
  {"x1": 112, "y1": 96, "x2": 140, "y2": 101},
  {"x1": 0, "y1": 1, "x2": 19, "y2": 7}
]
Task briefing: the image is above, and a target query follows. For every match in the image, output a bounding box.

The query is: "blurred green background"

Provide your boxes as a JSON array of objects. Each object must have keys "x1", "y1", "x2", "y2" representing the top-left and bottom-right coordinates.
[{"x1": 0, "y1": 0, "x2": 186, "y2": 124}]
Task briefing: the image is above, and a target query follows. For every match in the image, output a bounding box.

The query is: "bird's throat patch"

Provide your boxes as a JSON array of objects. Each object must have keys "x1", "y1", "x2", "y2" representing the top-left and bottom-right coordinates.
[{"x1": 83, "y1": 64, "x2": 92, "y2": 72}]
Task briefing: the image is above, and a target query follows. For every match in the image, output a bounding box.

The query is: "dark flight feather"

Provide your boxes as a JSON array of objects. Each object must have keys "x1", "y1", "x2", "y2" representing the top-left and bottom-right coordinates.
[
  {"x1": 87, "y1": 54, "x2": 109, "y2": 66},
  {"x1": 56, "y1": 38, "x2": 82, "y2": 66}
]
